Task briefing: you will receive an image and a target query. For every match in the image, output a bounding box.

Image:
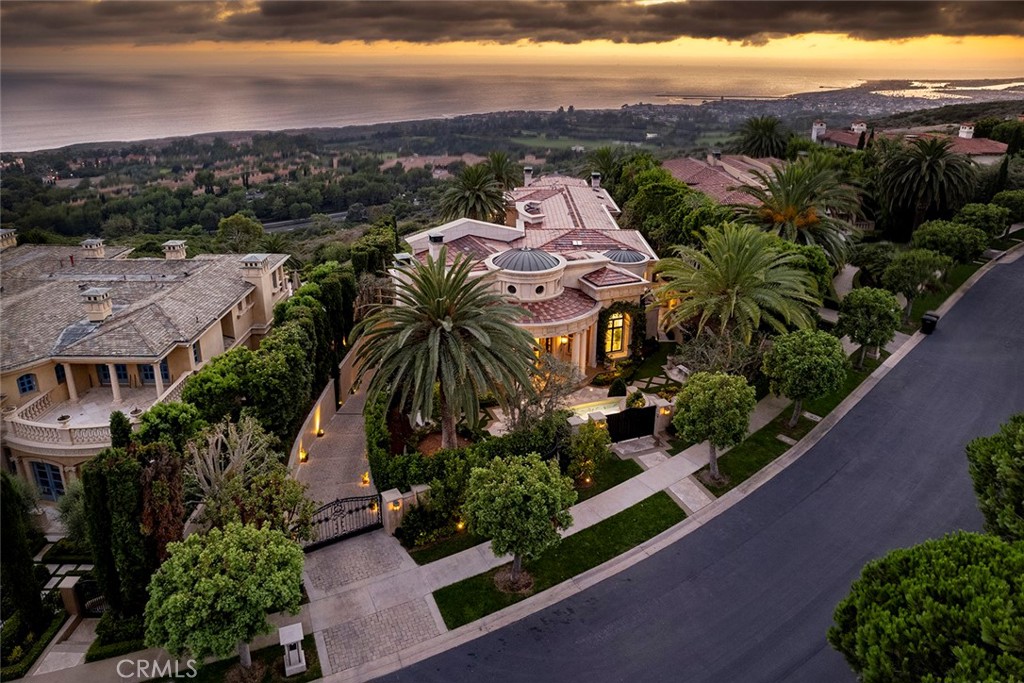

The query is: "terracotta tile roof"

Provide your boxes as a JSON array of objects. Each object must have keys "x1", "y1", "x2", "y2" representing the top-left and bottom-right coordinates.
[
  {"x1": 445, "y1": 235, "x2": 497, "y2": 260},
  {"x1": 819, "y1": 130, "x2": 862, "y2": 148},
  {"x1": 947, "y1": 136, "x2": 1008, "y2": 155},
  {"x1": 517, "y1": 288, "x2": 600, "y2": 324},
  {"x1": 508, "y1": 176, "x2": 620, "y2": 230},
  {"x1": 661, "y1": 158, "x2": 749, "y2": 204},
  {"x1": 581, "y1": 267, "x2": 644, "y2": 287},
  {"x1": 537, "y1": 228, "x2": 630, "y2": 252}
]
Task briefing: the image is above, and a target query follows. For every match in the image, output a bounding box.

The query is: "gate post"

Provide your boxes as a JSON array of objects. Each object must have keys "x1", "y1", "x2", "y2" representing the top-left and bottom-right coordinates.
[{"x1": 381, "y1": 488, "x2": 404, "y2": 535}]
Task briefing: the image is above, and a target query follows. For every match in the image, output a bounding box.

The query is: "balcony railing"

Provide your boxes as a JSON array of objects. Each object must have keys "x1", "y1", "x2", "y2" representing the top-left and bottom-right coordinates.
[{"x1": 3, "y1": 371, "x2": 193, "y2": 451}]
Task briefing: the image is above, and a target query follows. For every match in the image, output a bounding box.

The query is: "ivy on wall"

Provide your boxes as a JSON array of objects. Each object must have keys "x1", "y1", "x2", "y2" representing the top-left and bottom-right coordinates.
[{"x1": 595, "y1": 299, "x2": 646, "y2": 365}]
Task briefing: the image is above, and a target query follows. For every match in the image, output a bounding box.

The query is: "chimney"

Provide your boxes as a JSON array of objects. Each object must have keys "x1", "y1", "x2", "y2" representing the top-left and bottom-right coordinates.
[
  {"x1": 81, "y1": 238, "x2": 105, "y2": 259},
  {"x1": 161, "y1": 239, "x2": 187, "y2": 260},
  {"x1": 81, "y1": 287, "x2": 113, "y2": 322},
  {"x1": 959, "y1": 122, "x2": 975, "y2": 139},
  {"x1": 0, "y1": 229, "x2": 16, "y2": 252},
  {"x1": 811, "y1": 120, "x2": 827, "y2": 143},
  {"x1": 427, "y1": 232, "x2": 444, "y2": 261},
  {"x1": 851, "y1": 121, "x2": 867, "y2": 134},
  {"x1": 707, "y1": 150, "x2": 722, "y2": 166},
  {"x1": 523, "y1": 166, "x2": 533, "y2": 187},
  {"x1": 590, "y1": 172, "x2": 601, "y2": 189}
]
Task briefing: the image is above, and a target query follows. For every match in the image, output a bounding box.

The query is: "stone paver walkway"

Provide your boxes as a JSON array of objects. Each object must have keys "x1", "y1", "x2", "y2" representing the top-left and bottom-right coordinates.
[
  {"x1": 320, "y1": 599, "x2": 442, "y2": 675},
  {"x1": 295, "y1": 388, "x2": 374, "y2": 506},
  {"x1": 304, "y1": 532, "x2": 416, "y2": 601}
]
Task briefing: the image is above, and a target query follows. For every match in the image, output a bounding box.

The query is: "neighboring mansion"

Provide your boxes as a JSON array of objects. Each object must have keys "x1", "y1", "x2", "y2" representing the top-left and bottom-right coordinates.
[
  {"x1": 0, "y1": 235, "x2": 290, "y2": 499},
  {"x1": 399, "y1": 172, "x2": 659, "y2": 376}
]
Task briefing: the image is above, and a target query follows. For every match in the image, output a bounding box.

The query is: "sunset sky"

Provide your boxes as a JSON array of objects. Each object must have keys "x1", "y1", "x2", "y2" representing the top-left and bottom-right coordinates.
[{"x1": 3, "y1": 0, "x2": 1023, "y2": 75}]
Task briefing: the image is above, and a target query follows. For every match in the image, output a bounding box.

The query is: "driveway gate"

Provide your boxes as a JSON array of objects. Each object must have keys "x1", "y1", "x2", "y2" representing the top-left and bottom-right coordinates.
[
  {"x1": 303, "y1": 493, "x2": 383, "y2": 551},
  {"x1": 606, "y1": 405, "x2": 656, "y2": 443}
]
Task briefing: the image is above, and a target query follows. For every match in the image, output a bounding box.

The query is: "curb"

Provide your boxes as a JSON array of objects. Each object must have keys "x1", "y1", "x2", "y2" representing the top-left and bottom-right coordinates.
[{"x1": 323, "y1": 242, "x2": 1022, "y2": 683}]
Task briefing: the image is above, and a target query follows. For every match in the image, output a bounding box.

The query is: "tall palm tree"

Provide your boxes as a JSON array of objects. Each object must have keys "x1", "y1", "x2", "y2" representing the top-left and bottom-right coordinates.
[
  {"x1": 483, "y1": 151, "x2": 522, "y2": 192},
  {"x1": 733, "y1": 159, "x2": 860, "y2": 266},
  {"x1": 586, "y1": 146, "x2": 623, "y2": 188},
  {"x1": 354, "y1": 248, "x2": 537, "y2": 450},
  {"x1": 439, "y1": 164, "x2": 504, "y2": 222},
  {"x1": 733, "y1": 116, "x2": 790, "y2": 159},
  {"x1": 880, "y1": 137, "x2": 977, "y2": 231},
  {"x1": 654, "y1": 223, "x2": 819, "y2": 359}
]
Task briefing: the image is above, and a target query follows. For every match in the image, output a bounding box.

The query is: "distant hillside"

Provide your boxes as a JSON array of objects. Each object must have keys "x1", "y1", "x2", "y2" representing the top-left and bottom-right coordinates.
[{"x1": 870, "y1": 99, "x2": 1024, "y2": 129}]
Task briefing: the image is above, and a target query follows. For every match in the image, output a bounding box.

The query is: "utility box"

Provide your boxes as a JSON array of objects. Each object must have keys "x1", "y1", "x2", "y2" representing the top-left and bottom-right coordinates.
[
  {"x1": 921, "y1": 311, "x2": 940, "y2": 335},
  {"x1": 278, "y1": 623, "x2": 307, "y2": 677}
]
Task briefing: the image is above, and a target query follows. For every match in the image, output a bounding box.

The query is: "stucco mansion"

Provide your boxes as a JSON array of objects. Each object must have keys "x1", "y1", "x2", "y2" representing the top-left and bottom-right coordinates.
[
  {"x1": 0, "y1": 233, "x2": 289, "y2": 499},
  {"x1": 400, "y1": 172, "x2": 659, "y2": 376}
]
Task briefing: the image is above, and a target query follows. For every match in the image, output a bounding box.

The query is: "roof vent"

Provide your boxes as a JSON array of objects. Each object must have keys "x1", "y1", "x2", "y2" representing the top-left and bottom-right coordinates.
[
  {"x1": 81, "y1": 287, "x2": 113, "y2": 322},
  {"x1": 162, "y1": 240, "x2": 187, "y2": 260},
  {"x1": 81, "y1": 238, "x2": 105, "y2": 259}
]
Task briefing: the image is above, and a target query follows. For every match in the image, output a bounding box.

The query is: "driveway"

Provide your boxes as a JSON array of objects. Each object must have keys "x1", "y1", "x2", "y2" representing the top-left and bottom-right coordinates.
[{"x1": 377, "y1": 255, "x2": 1024, "y2": 683}]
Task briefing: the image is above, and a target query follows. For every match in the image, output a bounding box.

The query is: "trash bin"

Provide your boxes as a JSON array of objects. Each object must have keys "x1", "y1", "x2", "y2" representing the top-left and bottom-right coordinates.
[{"x1": 920, "y1": 311, "x2": 940, "y2": 334}]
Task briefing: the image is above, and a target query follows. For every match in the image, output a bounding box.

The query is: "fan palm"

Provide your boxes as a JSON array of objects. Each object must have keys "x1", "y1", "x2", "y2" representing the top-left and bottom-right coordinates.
[
  {"x1": 439, "y1": 164, "x2": 505, "y2": 222},
  {"x1": 654, "y1": 223, "x2": 819, "y2": 358},
  {"x1": 483, "y1": 151, "x2": 522, "y2": 192},
  {"x1": 733, "y1": 116, "x2": 790, "y2": 159},
  {"x1": 354, "y1": 248, "x2": 537, "y2": 450},
  {"x1": 734, "y1": 160, "x2": 860, "y2": 266},
  {"x1": 586, "y1": 146, "x2": 623, "y2": 188},
  {"x1": 880, "y1": 137, "x2": 977, "y2": 230}
]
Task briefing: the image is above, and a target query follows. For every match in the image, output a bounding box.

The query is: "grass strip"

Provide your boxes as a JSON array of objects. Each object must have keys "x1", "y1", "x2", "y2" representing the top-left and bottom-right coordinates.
[
  {"x1": 434, "y1": 492, "x2": 685, "y2": 629},
  {"x1": 158, "y1": 634, "x2": 321, "y2": 683},
  {"x1": 576, "y1": 457, "x2": 643, "y2": 502},
  {"x1": 903, "y1": 262, "x2": 983, "y2": 332}
]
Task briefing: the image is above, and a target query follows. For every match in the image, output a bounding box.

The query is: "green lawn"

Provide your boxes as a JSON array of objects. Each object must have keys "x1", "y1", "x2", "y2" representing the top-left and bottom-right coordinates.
[
  {"x1": 902, "y1": 262, "x2": 983, "y2": 332},
  {"x1": 988, "y1": 234, "x2": 1023, "y2": 252},
  {"x1": 509, "y1": 136, "x2": 642, "y2": 151},
  {"x1": 576, "y1": 457, "x2": 644, "y2": 502},
  {"x1": 803, "y1": 352, "x2": 885, "y2": 416},
  {"x1": 159, "y1": 634, "x2": 321, "y2": 683},
  {"x1": 408, "y1": 531, "x2": 485, "y2": 566},
  {"x1": 434, "y1": 492, "x2": 685, "y2": 629},
  {"x1": 633, "y1": 343, "x2": 675, "y2": 380}
]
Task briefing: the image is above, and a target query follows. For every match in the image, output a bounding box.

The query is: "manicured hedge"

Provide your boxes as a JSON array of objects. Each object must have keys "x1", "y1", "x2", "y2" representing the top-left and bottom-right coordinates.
[{"x1": 0, "y1": 610, "x2": 66, "y2": 680}]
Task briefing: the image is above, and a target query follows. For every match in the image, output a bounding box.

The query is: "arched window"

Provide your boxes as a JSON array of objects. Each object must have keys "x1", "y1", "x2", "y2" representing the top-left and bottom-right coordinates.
[
  {"x1": 605, "y1": 313, "x2": 625, "y2": 354},
  {"x1": 17, "y1": 374, "x2": 37, "y2": 395}
]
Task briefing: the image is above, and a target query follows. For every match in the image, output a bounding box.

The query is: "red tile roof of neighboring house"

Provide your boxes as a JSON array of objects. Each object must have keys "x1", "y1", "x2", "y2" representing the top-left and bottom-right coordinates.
[
  {"x1": 581, "y1": 267, "x2": 644, "y2": 287},
  {"x1": 947, "y1": 136, "x2": 1008, "y2": 156},
  {"x1": 661, "y1": 158, "x2": 751, "y2": 204},
  {"x1": 820, "y1": 130, "x2": 863, "y2": 148},
  {"x1": 517, "y1": 288, "x2": 600, "y2": 324}
]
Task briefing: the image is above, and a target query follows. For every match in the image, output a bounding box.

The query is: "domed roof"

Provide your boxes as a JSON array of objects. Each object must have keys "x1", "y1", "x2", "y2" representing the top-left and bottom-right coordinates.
[
  {"x1": 603, "y1": 248, "x2": 647, "y2": 264},
  {"x1": 493, "y1": 247, "x2": 560, "y2": 272}
]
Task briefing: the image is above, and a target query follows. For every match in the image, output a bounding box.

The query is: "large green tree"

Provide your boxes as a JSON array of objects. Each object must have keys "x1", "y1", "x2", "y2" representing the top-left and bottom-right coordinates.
[
  {"x1": 0, "y1": 472, "x2": 46, "y2": 631},
  {"x1": 880, "y1": 137, "x2": 977, "y2": 232},
  {"x1": 217, "y1": 212, "x2": 264, "y2": 253},
  {"x1": 966, "y1": 413, "x2": 1024, "y2": 542},
  {"x1": 732, "y1": 115, "x2": 790, "y2": 159},
  {"x1": 835, "y1": 287, "x2": 902, "y2": 369},
  {"x1": 654, "y1": 223, "x2": 820, "y2": 359},
  {"x1": 828, "y1": 532, "x2": 1024, "y2": 683},
  {"x1": 762, "y1": 329, "x2": 849, "y2": 427},
  {"x1": 585, "y1": 146, "x2": 623, "y2": 190},
  {"x1": 672, "y1": 372, "x2": 756, "y2": 481},
  {"x1": 991, "y1": 190, "x2": 1024, "y2": 225},
  {"x1": 954, "y1": 202, "x2": 1013, "y2": 238},
  {"x1": 734, "y1": 159, "x2": 860, "y2": 266},
  {"x1": 439, "y1": 164, "x2": 504, "y2": 222},
  {"x1": 135, "y1": 401, "x2": 206, "y2": 453},
  {"x1": 144, "y1": 523, "x2": 304, "y2": 669},
  {"x1": 911, "y1": 220, "x2": 988, "y2": 264},
  {"x1": 355, "y1": 248, "x2": 537, "y2": 450},
  {"x1": 463, "y1": 453, "x2": 576, "y2": 583},
  {"x1": 881, "y1": 248, "x2": 953, "y2": 322}
]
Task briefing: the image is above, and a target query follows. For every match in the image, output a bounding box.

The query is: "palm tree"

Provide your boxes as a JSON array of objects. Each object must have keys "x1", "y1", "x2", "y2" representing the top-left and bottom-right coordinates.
[
  {"x1": 354, "y1": 248, "x2": 537, "y2": 450},
  {"x1": 439, "y1": 164, "x2": 505, "y2": 222},
  {"x1": 654, "y1": 223, "x2": 819, "y2": 359},
  {"x1": 733, "y1": 159, "x2": 860, "y2": 266},
  {"x1": 733, "y1": 116, "x2": 790, "y2": 159},
  {"x1": 880, "y1": 137, "x2": 977, "y2": 231},
  {"x1": 586, "y1": 146, "x2": 622, "y2": 188},
  {"x1": 483, "y1": 151, "x2": 522, "y2": 192}
]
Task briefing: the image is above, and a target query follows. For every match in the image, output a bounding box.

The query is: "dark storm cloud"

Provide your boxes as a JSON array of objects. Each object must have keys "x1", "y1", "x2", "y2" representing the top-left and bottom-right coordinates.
[{"x1": 3, "y1": 1, "x2": 1023, "y2": 48}]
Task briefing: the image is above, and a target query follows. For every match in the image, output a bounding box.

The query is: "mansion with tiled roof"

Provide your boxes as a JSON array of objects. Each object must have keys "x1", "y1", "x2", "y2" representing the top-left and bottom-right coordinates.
[
  {"x1": 0, "y1": 236, "x2": 290, "y2": 499},
  {"x1": 813, "y1": 120, "x2": 1008, "y2": 165},
  {"x1": 399, "y1": 173, "x2": 658, "y2": 375},
  {"x1": 662, "y1": 154, "x2": 785, "y2": 205}
]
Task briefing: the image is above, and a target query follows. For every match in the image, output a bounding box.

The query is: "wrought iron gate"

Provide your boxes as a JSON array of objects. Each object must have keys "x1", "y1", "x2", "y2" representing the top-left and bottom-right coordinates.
[
  {"x1": 303, "y1": 494, "x2": 383, "y2": 551},
  {"x1": 606, "y1": 405, "x2": 656, "y2": 443}
]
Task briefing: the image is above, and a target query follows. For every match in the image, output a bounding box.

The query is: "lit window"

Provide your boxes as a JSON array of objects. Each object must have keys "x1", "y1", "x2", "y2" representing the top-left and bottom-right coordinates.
[
  {"x1": 54, "y1": 364, "x2": 66, "y2": 384},
  {"x1": 605, "y1": 313, "x2": 625, "y2": 354},
  {"x1": 16, "y1": 374, "x2": 37, "y2": 395}
]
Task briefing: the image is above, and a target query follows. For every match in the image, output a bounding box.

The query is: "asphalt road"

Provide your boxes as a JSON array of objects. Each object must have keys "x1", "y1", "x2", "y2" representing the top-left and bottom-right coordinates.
[{"x1": 379, "y1": 255, "x2": 1024, "y2": 683}]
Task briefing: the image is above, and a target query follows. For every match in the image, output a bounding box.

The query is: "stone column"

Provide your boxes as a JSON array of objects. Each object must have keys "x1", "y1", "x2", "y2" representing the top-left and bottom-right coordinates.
[
  {"x1": 381, "y1": 489, "x2": 404, "y2": 535},
  {"x1": 571, "y1": 331, "x2": 583, "y2": 374},
  {"x1": 107, "y1": 363, "x2": 122, "y2": 403},
  {"x1": 66, "y1": 365, "x2": 79, "y2": 402},
  {"x1": 587, "y1": 323, "x2": 599, "y2": 368},
  {"x1": 154, "y1": 362, "x2": 165, "y2": 399}
]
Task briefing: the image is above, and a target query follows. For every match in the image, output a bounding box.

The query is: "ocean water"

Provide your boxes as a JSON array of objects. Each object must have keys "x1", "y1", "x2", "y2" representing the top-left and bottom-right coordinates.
[{"x1": 0, "y1": 62, "x2": 866, "y2": 152}]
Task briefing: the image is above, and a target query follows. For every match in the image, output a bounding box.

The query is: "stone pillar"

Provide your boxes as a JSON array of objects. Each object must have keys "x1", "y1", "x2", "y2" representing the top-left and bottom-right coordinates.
[
  {"x1": 411, "y1": 483, "x2": 431, "y2": 508},
  {"x1": 60, "y1": 575, "x2": 83, "y2": 616},
  {"x1": 653, "y1": 396, "x2": 674, "y2": 435},
  {"x1": 66, "y1": 365, "x2": 79, "y2": 402},
  {"x1": 570, "y1": 331, "x2": 582, "y2": 373},
  {"x1": 381, "y1": 488, "x2": 404, "y2": 535},
  {"x1": 107, "y1": 363, "x2": 122, "y2": 403},
  {"x1": 154, "y1": 363, "x2": 165, "y2": 399}
]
